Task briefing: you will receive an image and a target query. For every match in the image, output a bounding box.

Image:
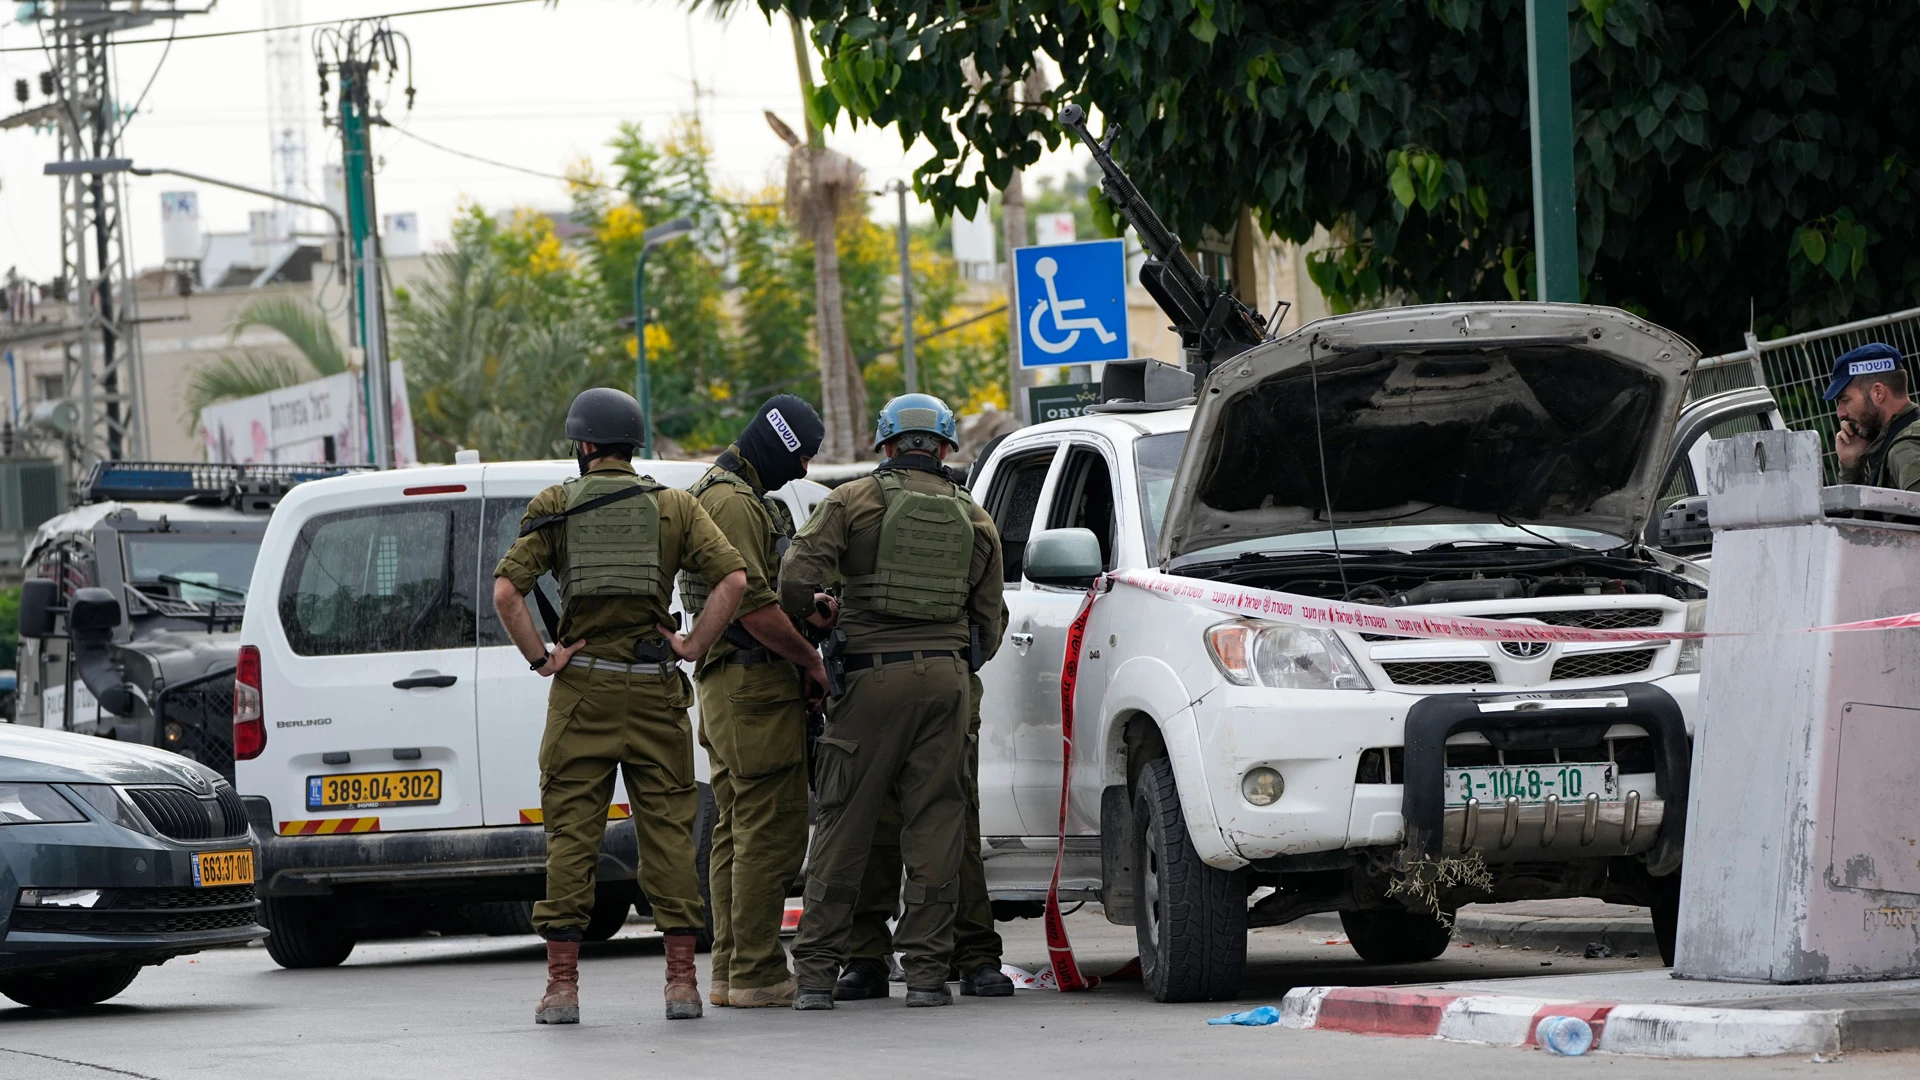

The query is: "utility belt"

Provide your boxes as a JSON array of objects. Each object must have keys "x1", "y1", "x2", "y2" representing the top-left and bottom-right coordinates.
[
  {"x1": 568, "y1": 654, "x2": 675, "y2": 676},
  {"x1": 842, "y1": 649, "x2": 960, "y2": 672}
]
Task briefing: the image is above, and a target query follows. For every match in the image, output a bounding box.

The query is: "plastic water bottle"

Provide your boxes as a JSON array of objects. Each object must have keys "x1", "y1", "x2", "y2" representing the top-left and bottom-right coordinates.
[{"x1": 1537, "y1": 1015, "x2": 1595, "y2": 1056}]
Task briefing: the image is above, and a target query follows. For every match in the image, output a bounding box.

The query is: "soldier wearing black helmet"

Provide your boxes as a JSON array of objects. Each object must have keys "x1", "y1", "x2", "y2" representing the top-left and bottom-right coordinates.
[
  {"x1": 777, "y1": 393, "x2": 1005, "y2": 1010},
  {"x1": 492, "y1": 387, "x2": 749, "y2": 1025}
]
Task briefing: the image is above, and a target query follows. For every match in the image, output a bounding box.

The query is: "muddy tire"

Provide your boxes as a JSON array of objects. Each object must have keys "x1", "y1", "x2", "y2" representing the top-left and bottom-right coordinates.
[
  {"x1": 1132, "y1": 756, "x2": 1246, "y2": 1002},
  {"x1": 261, "y1": 896, "x2": 355, "y2": 969},
  {"x1": 1650, "y1": 872, "x2": 1681, "y2": 966},
  {"x1": 1341, "y1": 909, "x2": 1452, "y2": 964},
  {"x1": 475, "y1": 901, "x2": 536, "y2": 938},
  {"x1": 0, "y1": 964, "x2": 141, "y2": 1008}
]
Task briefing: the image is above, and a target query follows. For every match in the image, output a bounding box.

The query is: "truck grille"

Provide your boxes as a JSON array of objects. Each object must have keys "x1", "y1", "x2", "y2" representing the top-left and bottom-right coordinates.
[
  {"x1": 1378, "y1": 660, "x2": 1497, "y2": 686},
  {"x1": 1363, "y1": 607, "x2": 1668, "y2": 641},
  {"x1": 1549, "y1": 650, "x2": 1658, "y2": 681},
  {"x1": 154, "y1": 668, "x2": 238, "y2": 782},
  {"x1": 126, "y1": 785, "x2": 250, "y2": 842},
  {"x1": 8, "y1": 884, "x2": 258, "y2": 936}
]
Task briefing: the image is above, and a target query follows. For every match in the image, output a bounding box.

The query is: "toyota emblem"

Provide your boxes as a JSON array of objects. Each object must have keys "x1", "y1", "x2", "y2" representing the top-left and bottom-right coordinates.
[{"x1": 1500, "y1": 641, "x2": 1549, "y2": 659}]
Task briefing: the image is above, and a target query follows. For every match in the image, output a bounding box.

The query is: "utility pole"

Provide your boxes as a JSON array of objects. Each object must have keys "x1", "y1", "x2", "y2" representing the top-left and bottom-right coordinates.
[
  {"x1": 28, "y1": 2, "x2": 206, "y2": 481},
  {"x1": 263, "y1": 0, "x2": 310, "y2": 240},
  {"x1": 316, "y1": 20, "x2": 412, "y2": 469},
  {"x1": 890, "y1": 180, "x2": 917, "y2": 393},
  {"x1": 1525, "y1": 0, "x2": 1579, "y2": 303}
]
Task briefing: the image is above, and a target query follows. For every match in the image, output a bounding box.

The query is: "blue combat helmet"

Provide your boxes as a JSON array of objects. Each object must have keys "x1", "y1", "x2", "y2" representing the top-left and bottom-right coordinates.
[{"x1": 873, "y1": 393, "x2": 958, "y2": 451}]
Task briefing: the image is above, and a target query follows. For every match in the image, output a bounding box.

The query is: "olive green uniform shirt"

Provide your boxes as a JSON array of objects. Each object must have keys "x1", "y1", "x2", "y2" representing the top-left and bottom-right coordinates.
[
  {"x1": 1838, "y1": 402, "x2": 1920, "y2": 492},
  {"x1": 778, "y1": 462, "x2": 1004, "y2": 656},
  {"x1": 495, "y1": 458, "x2": 746, "y2": 663},
  {"x1": 688, "y1": 446, "x2": 794, "y2": 673}
]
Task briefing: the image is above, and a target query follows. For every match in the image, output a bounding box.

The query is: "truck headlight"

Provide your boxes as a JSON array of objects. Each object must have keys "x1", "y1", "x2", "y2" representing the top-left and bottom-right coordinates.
[
  {"x1": 1675, "y1": 600, "x2": 1707, "y2": 674},
  {"x1": 1205, "y1": 621, "x2": 1370, "y2": 691}
]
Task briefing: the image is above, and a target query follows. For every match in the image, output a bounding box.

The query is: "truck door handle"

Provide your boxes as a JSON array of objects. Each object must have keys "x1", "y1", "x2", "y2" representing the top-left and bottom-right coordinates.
[
  {"x1": 393, "y1": 674, "x2": 458, "y2": 690},
  {"x1": 1010, "y1": 633, "x2": 1034, "y2": 650}
]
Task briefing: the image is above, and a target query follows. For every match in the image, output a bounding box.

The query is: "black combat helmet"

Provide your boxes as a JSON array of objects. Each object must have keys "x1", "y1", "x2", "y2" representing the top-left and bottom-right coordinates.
[{"x1": 565, "y1": 387, "x2": 646, "y2": 447}]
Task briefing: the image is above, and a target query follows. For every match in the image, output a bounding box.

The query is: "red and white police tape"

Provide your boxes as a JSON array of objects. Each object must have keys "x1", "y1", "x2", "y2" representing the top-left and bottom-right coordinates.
[{"x1": 1038, "y1": 567, "x2": 1920, "y2": 992}]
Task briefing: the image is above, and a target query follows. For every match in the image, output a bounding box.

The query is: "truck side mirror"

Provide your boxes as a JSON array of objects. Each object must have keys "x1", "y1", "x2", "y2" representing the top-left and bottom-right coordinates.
[
  {"x1": 18, "y1": 578, "x2": 58, "y2": 639},
  {"x1": 1024, "y1": 528, "x2": 1103, "y2": 590},
  {"x1": 67, "y1": 587, "x2": 124, "y2": 637}
]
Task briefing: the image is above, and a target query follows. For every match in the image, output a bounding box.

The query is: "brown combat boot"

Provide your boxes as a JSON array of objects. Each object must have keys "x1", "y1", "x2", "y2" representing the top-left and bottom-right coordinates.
[
  {"x1": 663, "y1": 933, "x2": 702, "y2": 1020},
  {"x1": 710, "y1": 980, "x2": 730, "y2": 1007},
  {"x1": 534, "y1": 940, "x2": 580, "y2": 1025}
]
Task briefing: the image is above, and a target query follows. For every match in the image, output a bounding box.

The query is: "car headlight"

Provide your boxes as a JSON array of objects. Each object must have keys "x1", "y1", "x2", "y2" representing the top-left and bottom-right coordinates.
[
  {"x1": 1205, "y1": 621, "x2": 1371, "y2": 690},
  {"x1": 0, "y1": 783, "x2": 86, "y2": 825},
  {"x1": 66, "y1": 784, "x2": 150, "y2": 833},
  {"x1": 1675, "y1": 599, "x2": 1707, "y2": 674}
]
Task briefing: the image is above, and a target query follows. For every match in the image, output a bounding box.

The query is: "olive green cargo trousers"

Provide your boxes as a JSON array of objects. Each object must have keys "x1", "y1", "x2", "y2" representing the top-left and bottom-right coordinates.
[
  {"x1": 792, "y1": 654, "x2": 968, "y2": 991},
  {"x1": 847, "y1": 672, "x2": 1002, "y2": 973},
  {"x1": 695, "y1": 657, "x2": 810, "y2": 990},
  {"x1": 533, "y1": 662, "x2": 705, "y2": 935}
]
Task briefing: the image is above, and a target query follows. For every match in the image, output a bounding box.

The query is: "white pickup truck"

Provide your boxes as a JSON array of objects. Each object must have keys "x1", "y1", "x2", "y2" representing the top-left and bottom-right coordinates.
[{"x1": 967, "y1": 303, "x2": 1779, "y2": 1002}]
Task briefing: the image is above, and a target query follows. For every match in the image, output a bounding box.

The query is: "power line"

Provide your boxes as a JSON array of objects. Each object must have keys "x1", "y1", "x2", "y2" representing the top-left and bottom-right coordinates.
[
  {"x1": 387, "y1": 123, "x2": 782, "y2": 207},
  {"x1": 0, "y1": 0, "x2": 544, "y2": 53}
]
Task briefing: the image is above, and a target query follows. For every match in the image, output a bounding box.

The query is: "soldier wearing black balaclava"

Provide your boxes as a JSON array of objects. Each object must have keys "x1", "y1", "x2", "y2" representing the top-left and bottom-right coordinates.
[{"x1": 680, "y1": 395, "x2": 833, "y2": 1008}]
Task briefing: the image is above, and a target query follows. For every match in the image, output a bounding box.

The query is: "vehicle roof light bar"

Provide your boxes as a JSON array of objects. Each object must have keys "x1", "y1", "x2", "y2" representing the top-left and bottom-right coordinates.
[{"x1": 80, "y1": 461, "x2": 371, "y2": 507}]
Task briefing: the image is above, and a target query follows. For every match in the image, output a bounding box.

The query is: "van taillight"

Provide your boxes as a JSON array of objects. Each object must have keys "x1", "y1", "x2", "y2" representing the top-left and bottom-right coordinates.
[{"x1": 234, "y1": 644, "x2": 266, "y2": 760}]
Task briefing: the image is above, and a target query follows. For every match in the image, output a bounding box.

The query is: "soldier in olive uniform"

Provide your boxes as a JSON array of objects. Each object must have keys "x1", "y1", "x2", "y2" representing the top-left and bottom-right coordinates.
[
  {"x1": 1827, "y1": 343, "x2": 1920, "y2": 492},
  {"x1": 683, "y1": 395, "x2": 832, "y2": 1009},
  {"x1": 835, "y1": 613, "x2": 1013, "y2": 1001},
  {"x1": 493, "y1": 388, "x2": 748, "y2": 1025},
  {"x1": 778, "y1": 393, "x2": 1005, "y2": 1010}
]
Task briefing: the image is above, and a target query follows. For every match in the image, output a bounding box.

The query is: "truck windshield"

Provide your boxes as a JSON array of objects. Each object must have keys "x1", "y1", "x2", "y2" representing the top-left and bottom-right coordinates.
[{"x1": 123, "y1": 535, "x2": 262, "y2": 604}]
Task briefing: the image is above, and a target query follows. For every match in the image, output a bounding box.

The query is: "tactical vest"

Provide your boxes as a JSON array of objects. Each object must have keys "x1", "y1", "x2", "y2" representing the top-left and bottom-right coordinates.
[
  {"x1": 677, "y1": 464, "x2": 796, "y2": 618},
  {"x1": 559, "y1": 472, "x2": 666, "y2": 603},
  {"x1": 1864, "y1": 406, "x2": 1920, "y2": 488},
  {"x1": 841, "y1": 471, "x2": 974, "y2": 623}
]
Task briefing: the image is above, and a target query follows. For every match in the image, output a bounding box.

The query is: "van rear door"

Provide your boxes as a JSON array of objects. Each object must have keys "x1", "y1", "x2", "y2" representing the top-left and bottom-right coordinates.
[{"x1": 257, "y1": 478, "x2": 484, "y2": 833}]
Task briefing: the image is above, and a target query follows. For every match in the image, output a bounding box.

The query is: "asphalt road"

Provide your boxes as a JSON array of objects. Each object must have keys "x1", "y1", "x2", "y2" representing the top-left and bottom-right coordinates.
[{"x1": 2, "y1": 912, "x2": 1915, "y2": 1079}]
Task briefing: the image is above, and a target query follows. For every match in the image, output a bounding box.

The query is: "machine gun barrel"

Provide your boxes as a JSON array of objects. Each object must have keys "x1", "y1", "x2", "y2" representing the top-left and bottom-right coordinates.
[{"x1": 1059, "y1": 104, "x2": 1210, "y2": 302}]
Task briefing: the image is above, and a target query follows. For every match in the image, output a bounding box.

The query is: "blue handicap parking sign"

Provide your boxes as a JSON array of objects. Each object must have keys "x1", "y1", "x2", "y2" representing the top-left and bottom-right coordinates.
[{"x1": 1013, "y1": 239, "x2": 1130, "y2": 368}]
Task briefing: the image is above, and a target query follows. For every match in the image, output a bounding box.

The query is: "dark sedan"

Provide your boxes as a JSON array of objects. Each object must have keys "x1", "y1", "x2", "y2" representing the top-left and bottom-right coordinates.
[{"x1": 0, "y1": 724, "x2": 264, "y2": 1008}]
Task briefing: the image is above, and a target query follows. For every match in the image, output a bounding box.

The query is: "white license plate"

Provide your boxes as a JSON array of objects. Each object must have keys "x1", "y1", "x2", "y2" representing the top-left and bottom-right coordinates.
[{"x1": 1444, "y1": 764, "x2": 1617, "y2": 806}]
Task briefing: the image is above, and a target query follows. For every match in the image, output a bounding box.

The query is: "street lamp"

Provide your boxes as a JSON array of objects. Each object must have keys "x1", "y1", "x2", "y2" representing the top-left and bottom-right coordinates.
[
  {"x1": 634, "y1": 217, "x2": 693, "y2": 460},
  {"x1": 45, "y1": 159, "x2": 346, "y2": 246}
]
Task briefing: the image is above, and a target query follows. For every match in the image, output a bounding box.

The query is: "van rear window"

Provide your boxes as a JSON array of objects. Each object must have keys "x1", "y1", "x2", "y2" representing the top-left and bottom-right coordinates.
[{"x1": 277, "y1": 502, "x2": 480, "y2": 656}]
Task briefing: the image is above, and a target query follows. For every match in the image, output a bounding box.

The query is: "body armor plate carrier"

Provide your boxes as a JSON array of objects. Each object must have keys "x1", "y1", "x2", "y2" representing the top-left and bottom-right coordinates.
[
  {"x1": 841, "y1": 471, "x2": 974, "y2": 623},
  {"x1": 559, "y1": 472, "x2": 666, "y2": 603}
]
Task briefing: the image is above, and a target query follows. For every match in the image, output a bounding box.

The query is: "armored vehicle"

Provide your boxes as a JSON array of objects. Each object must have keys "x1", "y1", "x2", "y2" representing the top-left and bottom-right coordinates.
[{"x1": 14, "y1": 462, "x2": 359, "y2": 780}]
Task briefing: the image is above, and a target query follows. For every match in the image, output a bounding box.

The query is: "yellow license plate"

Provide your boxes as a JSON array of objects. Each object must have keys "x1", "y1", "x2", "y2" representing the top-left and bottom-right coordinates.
[
  {"x1": 193, "y1": 847, "x2": 255, "y2": 888},
  {"x1": 307, "y1": 769, "x2": 441, "y2": 811}
]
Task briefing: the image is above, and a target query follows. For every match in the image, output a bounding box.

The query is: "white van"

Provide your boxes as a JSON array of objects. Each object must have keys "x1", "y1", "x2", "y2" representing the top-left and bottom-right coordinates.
[{"x1": 233, "y1": 459, "x2": 827, "y2": 968}]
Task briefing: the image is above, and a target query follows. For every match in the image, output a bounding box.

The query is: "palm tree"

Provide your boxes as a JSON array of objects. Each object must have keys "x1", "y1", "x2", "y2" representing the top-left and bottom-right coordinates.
[{"x1": 183, "y1": 296, "x2": 348, "y2": 430}]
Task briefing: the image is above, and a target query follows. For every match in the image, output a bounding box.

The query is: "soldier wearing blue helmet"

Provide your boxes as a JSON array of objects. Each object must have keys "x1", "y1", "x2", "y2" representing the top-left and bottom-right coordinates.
[
  {"x1": 776, "y1": 393, "x2": 1005, "y2": 1010},
  {"x1": 1826, "y1": 343, "x2": 1920, "y2": 491}
]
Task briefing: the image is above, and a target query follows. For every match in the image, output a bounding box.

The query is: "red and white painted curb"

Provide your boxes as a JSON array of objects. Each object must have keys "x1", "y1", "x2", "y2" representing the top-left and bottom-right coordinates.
[{"x1": 1278, "y1": 986, "x2": 1846, "y2": 1058}]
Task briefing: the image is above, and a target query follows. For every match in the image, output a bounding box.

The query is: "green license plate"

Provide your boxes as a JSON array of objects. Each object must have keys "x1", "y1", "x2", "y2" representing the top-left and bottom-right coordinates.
[{"x1": 1443, "y1": 764, "x2": 1618, "y2": 806}]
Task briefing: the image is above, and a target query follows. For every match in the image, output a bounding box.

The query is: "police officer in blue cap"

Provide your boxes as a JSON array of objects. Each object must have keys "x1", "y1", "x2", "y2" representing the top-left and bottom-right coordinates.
[{"x1": 1827, "y1": 342, "x2": 1920, "y2": 491}]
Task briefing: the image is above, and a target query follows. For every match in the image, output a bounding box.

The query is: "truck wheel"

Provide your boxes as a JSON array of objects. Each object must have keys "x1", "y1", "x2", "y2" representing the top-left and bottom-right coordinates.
[
  {"x1": 1132, "y1": 756, "x2": 1247, "y2": 1002},
  {"x1": 261, "y1": 896, "x2": 355, "y2": 968},
  {"x1": 1650, "y1": 873, "x2": 1681, "y2": 966},
  {"x1": 0, "y1": 964, "x2": 141, "y2": 1008},
  {"x1": 693, "y1": 781, "x2": 716, "y2": 952},
  {"x1": 583, "y1": 888, "x2": 632, "y2": 942},
  {"x1": 1340, "y1": 909, "x2": 1452, "y2": 963},
  {"x1": 475, "y1": 901, "x2": 537, "y2": 937}
]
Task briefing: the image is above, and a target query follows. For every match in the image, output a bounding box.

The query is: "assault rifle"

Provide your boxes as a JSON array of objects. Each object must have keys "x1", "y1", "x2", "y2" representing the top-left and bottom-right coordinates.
[{"x1": 1058, "y1": 104, "x2": 1273, "y2": 379}]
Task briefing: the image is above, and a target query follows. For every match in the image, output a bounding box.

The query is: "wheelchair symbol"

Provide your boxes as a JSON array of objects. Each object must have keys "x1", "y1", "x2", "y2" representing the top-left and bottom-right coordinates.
[{"x1": 1027, "y1": 256, "x2": 1119, "y2": 355}]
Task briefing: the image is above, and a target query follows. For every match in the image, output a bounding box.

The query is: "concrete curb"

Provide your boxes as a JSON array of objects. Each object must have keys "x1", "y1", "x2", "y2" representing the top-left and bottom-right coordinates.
[
  {"x1": 1295, "y1": 911, "x2": 1659, "y2": 957},
  {"x1": 1275, "y1": 985, "x2": 1889, "y2": 1058}
]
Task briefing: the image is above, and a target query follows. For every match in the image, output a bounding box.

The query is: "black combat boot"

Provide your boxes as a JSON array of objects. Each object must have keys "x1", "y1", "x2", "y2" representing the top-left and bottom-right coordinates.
[
  {"x1": 833, "y1": 959, "x2": 891, "y2": 1000},
  {"x1": 957, "y1": 962, "x2": 1014, "y2": 997}
]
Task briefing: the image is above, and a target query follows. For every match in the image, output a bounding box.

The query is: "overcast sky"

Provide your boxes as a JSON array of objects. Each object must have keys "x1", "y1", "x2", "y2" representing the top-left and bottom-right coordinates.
[{"x1": 0, "y1": 0, "x2": 1087, "y2": 281}]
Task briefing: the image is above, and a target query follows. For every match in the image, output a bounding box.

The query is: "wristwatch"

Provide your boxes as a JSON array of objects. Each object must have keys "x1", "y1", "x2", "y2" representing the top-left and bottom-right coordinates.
[{"x1": 529, "y1": 651, "x2": 551, "y2": 672}]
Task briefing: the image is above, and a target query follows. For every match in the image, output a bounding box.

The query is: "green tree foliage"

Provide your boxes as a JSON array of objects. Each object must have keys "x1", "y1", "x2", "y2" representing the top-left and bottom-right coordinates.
[
  {"x1": 391, "y1": 118, "x2": 1010, "y2": 459},
  {"x1": 183, "y1": 296, "x2": 348, "y2": 429},
  {"x1": 770, "y1": 0, "x2": 1920, "y2": 346}
]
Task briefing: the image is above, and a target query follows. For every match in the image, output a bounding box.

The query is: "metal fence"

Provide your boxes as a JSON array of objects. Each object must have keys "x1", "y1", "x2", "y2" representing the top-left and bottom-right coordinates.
[{"x1": 1692, "y1": 306, "x2": 1920, "y2": 481}]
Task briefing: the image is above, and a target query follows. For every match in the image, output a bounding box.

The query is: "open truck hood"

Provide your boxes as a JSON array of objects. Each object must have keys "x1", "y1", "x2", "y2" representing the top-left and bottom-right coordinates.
[{"x1": 1157, "y1": 303, "x2": 1699, "y2": 563}]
